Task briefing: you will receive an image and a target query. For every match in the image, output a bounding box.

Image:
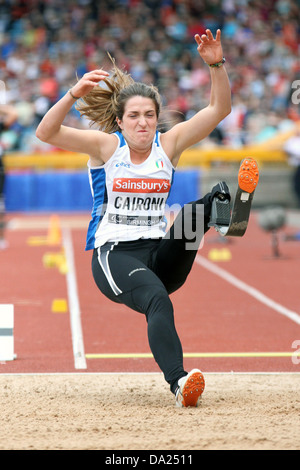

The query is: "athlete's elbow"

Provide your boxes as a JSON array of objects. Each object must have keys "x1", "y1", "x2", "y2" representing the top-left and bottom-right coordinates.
[
  {"x1": 225, "y1": 102, "x2": 232, "y2": 117},
  {"x1": 35, "y1": 125, "x2": 47, "y2": 142},
  {"x1": 217, "y1": 103, "x2": 231, "y2": 121},
  {"x1": 209, "y1": 101, "x2": 231, "y2": 122},
  {"x1": 35, "y1": 124, "x2": 54, "y2": 143}
]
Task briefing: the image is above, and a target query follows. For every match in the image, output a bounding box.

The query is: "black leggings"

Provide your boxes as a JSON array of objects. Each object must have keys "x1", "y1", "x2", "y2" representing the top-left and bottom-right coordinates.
[{"x1": 91, "y1": 193, "x2": 212, "y2": 394}]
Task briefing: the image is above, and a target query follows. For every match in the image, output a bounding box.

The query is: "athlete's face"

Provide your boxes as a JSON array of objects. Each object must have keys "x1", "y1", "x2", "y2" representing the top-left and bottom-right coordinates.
[{"x1": 116, "y1": 96, "x2": 158, "y2": 150}]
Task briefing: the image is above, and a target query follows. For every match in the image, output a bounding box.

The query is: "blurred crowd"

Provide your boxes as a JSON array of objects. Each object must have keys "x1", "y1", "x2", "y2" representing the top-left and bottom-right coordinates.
[{"x1": 0, "y1": 0, "x2": 299, "y2": 153}]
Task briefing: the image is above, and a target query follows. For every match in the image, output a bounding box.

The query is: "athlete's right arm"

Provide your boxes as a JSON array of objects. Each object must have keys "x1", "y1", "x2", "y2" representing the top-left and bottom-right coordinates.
[{"x1": 36, "y1": 70, "x2": 116, "y2": 164}]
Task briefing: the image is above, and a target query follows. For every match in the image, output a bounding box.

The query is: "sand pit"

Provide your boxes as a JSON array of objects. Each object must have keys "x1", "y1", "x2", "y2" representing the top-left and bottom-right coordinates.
[{"x1": 0, "y1": 372, "x2": 299, "y2": 450}]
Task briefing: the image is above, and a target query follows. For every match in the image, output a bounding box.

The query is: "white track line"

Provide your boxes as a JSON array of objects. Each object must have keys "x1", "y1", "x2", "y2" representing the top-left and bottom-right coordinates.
[
  {"x1": 195, "y1": 255, "x2": 300, "y2": 326},
  {"x1": 63, "y1": 227, "x2": 87, "y2": 369}
]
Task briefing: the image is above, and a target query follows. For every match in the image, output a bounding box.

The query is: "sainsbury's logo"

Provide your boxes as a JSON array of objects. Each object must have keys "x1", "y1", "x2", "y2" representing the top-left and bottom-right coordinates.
[{"x1": 113, "y1": 178, "x2": 171, "y2": 193}]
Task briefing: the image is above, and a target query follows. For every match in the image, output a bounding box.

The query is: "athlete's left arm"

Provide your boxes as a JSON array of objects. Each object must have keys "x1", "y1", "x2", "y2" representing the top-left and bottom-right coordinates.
[{"x1": 161, "y1": 29, "x2": 231, "y2": 166}]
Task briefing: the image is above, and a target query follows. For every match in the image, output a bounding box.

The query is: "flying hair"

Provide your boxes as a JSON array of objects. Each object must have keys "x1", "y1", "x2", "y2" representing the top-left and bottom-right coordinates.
[{"x1": 75, "y1": 54, "x2": 161, "y2": 134}]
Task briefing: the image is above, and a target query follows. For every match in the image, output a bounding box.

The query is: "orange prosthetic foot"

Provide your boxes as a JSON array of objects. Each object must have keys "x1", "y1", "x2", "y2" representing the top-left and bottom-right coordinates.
[{"x1": 238, "y1": 158, "x2": 259, "y2": 194}]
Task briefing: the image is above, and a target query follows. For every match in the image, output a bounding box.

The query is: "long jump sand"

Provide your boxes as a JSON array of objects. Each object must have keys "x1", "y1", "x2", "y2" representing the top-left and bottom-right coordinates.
[{"x1": 0, "y1": 372, "x2": 299, "y2": 450}]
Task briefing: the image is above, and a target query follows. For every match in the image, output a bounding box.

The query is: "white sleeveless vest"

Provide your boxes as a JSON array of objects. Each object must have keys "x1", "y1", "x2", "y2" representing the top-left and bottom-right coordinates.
[{"x1": 85, "y1": 131, "x2": 175, "y2": 250}]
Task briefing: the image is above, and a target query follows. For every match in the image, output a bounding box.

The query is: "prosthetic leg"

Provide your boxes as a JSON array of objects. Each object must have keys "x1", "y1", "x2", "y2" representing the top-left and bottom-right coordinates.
[{"x1": 208, "y1": 158, "x2": 259, "y2": 237}]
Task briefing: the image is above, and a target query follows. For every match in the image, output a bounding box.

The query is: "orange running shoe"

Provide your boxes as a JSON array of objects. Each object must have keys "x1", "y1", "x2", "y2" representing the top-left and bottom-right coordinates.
[
  {"x1": 175, "y1": 369, "x2": 205, "y2": 407},
  {"x1": 238, "y1": 158, "x2": 259, "y2": 193}
]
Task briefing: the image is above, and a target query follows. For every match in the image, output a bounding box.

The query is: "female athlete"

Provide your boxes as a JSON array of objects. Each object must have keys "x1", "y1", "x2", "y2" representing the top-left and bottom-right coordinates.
[{"x1": 36, "y1": 29, "x2": 231, "y2": 407}]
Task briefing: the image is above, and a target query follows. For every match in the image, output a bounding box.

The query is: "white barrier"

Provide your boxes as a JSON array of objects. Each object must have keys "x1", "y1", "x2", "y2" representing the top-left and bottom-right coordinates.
[{"x1": 0, "y1": 304, "x2": 15, "y2": 361}]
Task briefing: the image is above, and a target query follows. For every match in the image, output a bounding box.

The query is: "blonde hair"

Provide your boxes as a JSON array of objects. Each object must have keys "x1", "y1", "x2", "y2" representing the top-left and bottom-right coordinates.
[{"x1": 75, "y1": 58, "x2": 162, "y2": 133}]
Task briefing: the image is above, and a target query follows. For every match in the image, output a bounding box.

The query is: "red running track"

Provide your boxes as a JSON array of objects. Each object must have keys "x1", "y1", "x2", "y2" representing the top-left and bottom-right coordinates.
[{"x1": 0, "y1": 212, "x2": 300, "y2": 374}]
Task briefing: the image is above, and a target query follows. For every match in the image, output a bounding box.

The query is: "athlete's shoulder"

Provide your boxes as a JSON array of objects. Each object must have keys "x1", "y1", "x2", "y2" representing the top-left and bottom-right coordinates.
[
  {"x1": 113, "y1": 131, "x2": 127, "y2": 148},
  {"x1": 154, "y1": 131, "x2": 175, "y2": 168}
]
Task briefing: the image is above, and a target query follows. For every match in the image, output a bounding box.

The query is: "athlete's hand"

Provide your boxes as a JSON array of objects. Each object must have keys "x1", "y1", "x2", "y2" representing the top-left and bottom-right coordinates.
[
  {"x1": 71, "y1": 69, "x2": 110, "y2": 98},
  {"x1": 194, "y1": 29, "x2": 223, "y2": 65}
]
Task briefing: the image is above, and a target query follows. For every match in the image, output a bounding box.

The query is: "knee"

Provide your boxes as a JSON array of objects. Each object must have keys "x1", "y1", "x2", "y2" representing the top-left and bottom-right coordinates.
[
  {"x1": 166, "y1": 280, "x2": 186, "y2": 295},
  {"x1": 135, "y1": 285, "x2": 173, "y2": 320}
]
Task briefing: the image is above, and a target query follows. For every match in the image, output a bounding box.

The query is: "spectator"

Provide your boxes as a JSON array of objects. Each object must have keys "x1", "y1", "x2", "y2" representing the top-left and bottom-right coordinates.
[{"x1": 0, "y1": 0, "x2": 299, "y2": 153}]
